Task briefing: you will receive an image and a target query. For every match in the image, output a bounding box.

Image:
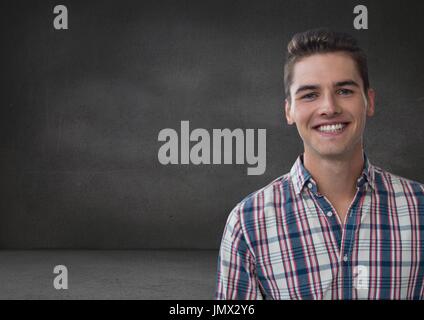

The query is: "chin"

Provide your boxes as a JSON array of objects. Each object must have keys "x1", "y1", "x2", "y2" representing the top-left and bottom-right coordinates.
[{"x1": 310, "y1": 146, "x2": 351, "y2": 159}]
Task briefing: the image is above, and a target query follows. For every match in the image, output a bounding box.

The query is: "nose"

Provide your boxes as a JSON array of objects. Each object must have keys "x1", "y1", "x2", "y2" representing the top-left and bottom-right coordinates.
[{"x1": 319, "y1": 93, "x2": 342, "y2": 116}]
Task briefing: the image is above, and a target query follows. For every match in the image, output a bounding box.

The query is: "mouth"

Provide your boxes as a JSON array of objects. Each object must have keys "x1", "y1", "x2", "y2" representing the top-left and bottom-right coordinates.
[{"x1": 313, "y1": 122, "x2": 349, "y2": 136}]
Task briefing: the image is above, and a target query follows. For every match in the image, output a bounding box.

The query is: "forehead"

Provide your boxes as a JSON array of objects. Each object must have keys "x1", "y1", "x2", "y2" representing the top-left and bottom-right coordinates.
[{"x1": 291, "y1": 52, "x2": 363, "y2": 90}]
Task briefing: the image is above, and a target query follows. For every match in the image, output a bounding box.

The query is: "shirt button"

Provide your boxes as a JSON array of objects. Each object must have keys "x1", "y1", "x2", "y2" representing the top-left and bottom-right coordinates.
[
  {"x1": 307, "y1": 183, "x2": 313, "y2": 189},
  {"x1": 326, "y1": 211, "x2": 333, "y2": 217},
  {"x1": 343, "y1": 254, "x2": 348, "y2": 262}
]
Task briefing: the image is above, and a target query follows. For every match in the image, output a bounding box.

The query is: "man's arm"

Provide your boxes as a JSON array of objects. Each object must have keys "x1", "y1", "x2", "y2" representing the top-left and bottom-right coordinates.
[{"x1": 215, "y1": 204, "x2": 264, "y2": 300}]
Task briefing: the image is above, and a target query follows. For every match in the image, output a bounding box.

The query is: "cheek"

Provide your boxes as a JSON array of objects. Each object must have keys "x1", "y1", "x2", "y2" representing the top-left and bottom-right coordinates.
[
  {"x1": 348, "y1": 106, "x2": 368, "y2": 133},
  {"x1": 347, "y1": 96, "x2": 367, "y2": 111},
  {"x1": 354, "y1": 108, "x2": 368, "y2": 125},
  {"x1": 295, "y1": 107, "x2": 314, "y2": 127}
]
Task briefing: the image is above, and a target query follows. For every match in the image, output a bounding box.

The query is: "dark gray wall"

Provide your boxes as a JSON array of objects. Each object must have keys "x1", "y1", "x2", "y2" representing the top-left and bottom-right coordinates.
[{"x1": 1, "y1": 0, "x2": 424, "y2": 249}]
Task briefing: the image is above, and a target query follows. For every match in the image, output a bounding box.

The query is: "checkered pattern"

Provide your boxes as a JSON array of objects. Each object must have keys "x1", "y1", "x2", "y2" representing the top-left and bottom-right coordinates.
[{"x1": 215, "y1": 155, "x2": 424, "y2": 299}]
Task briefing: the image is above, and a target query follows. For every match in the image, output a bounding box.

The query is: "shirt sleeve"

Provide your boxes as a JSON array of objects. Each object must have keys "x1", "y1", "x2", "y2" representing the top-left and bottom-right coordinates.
[{"x1": 215, "y1": 204, "x2": 264, "y2": 300}]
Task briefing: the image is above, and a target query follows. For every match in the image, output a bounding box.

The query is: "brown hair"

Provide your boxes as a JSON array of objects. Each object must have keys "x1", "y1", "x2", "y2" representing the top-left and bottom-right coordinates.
[{"x1": 284, "y1": 28, "x2": 369, "y2": 100}]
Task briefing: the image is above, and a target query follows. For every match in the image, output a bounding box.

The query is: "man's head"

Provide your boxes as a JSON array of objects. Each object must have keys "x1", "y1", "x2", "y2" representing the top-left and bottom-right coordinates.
[
  {"x1": 284, "y1": 29, "x2": 370, "y2": 100},
  {"x1": 284, "y1": 29, "x2": 375, "y2": 160}
]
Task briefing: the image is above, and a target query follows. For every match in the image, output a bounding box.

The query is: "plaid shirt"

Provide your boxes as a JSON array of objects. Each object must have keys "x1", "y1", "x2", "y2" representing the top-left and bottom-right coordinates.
[{"x1": 215, "y1": 155, "x2": 424, "y2": 299}]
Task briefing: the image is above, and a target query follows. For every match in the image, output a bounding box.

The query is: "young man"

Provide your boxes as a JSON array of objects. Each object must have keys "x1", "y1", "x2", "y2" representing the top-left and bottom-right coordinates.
[{"x1": 215, "y1": 29, "x2": 424, "y2": 300}]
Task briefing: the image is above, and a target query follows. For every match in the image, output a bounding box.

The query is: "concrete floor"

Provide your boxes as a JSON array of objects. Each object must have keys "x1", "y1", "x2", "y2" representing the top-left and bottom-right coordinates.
[{"x1": 0, "y1": 250, "x2": 219, "y2": 299}]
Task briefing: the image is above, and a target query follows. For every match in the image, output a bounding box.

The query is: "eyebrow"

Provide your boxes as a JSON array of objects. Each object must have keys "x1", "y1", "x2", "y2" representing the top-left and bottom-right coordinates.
[
  {"x1": 335, "y1": 80, "x2": 360, "y2": 88},
  {"x1": 294, "y1": 85, "x2": 319, "y2": 95},
  {"x1": 294, "y1": 80, "x2": 360, "y2": 95}
]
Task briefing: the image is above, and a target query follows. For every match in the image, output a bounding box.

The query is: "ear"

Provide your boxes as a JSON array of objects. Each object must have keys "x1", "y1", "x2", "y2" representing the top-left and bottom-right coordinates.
[
  {"x1": 366, "y1": 88, "x2": 375, "y2": 117},
  {"x1": 285, "y1": 98, "x2": 295, "y2": 125}
]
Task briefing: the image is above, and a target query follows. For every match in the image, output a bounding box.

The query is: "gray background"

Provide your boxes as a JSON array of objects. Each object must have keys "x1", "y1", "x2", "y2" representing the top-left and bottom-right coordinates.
[{"x1": 2, "y1": 0, "x2": 424, "y2": 250}]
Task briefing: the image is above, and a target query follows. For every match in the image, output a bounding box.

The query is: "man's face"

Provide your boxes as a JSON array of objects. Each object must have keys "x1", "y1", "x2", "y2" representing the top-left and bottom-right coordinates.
[{"x1": 285, "y1": 52, "x2": 375, "y2": 160}]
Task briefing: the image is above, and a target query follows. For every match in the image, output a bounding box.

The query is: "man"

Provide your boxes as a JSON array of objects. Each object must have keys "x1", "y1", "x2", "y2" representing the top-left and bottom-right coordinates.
[{"x1": 215, "y1": 29, "x2": 424, "y2": 300}]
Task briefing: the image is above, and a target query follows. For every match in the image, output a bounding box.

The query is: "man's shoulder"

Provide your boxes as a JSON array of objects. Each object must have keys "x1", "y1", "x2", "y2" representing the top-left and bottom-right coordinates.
[
  {"x1": 230, "y1": 172, "x2": 292, "y2": 218},
  {"x1": 372, "y1": 165, "x2": 424, "y2": 195}
]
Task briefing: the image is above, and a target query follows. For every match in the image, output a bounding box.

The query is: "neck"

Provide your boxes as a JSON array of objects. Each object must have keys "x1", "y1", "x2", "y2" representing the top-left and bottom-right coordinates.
[{"x1": 303, "y1": 146, "x2": 364, "y2": 201}]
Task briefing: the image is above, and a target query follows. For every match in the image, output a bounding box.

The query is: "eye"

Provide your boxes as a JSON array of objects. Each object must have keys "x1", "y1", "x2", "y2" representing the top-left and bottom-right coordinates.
[
  {"x1": 301, "y1": 92, "x2": 318, "y2": 100},
  {"x1": 337, "y1": 88, "x2": 353, "y2": 95}
]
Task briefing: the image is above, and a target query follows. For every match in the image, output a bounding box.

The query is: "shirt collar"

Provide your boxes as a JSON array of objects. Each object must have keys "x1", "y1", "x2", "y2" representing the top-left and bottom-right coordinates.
[
  {"x1": 290, "y1": 153, "x2": 376, "y2": 195},
  {"x1": 361, "y1": 153, "x2": 375, "y2": 190}
]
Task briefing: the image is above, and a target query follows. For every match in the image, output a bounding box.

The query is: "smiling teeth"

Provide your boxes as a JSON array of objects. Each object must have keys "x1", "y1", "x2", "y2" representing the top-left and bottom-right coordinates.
[{"x1": 317, "y1": 123, "x2": 345, "y2": 132}]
